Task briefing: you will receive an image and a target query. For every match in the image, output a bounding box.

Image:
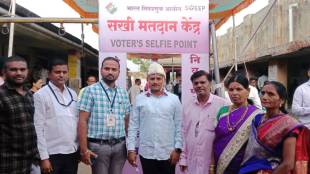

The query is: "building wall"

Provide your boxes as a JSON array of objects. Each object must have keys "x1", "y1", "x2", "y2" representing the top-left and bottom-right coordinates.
[{"x1": 217, "y1": 0, "x2": 310, "y2": 67}]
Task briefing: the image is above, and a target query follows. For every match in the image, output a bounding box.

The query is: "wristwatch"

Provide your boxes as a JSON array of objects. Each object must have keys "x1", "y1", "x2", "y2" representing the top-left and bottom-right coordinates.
[{"x1": 175, "y1": 148, "x2": 182, "y2": 153}]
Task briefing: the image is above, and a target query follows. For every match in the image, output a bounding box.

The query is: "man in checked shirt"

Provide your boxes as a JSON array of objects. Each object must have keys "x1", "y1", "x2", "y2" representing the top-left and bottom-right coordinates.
[
  {"x1": 79, "y1": 57, "x2": 131, "y2": 174},
  {"x1": 0, "y1": 56, "x2": 39, "y2": 174}
]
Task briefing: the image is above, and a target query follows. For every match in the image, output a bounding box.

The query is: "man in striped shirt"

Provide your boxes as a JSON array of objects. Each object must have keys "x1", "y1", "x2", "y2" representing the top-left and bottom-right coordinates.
[{"x1": 79, "y1": 57, "x2": 131, "y2": 174}]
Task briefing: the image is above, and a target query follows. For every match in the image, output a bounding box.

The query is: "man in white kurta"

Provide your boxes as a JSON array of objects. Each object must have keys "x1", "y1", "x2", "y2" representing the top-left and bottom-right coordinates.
[
  {"x1": 34, "y1": 59, "x2": 79, "y2": 174},
  {"x1": 292, "y1": 66, "x2": 310, "y2": 127},
  {"x1": 128, "y1": 78, "x2": 141, "y2": 106}
]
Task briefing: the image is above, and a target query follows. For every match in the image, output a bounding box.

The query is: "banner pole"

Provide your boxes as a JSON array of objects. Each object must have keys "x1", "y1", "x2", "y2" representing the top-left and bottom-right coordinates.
[{"x1": 210, "y1": 21, "x2": 223, "y2": 97}]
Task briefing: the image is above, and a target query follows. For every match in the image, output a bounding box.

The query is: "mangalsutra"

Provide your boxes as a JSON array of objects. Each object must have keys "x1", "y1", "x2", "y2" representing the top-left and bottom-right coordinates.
[{"x1": 226, "y1": 106, "x2": 248, "y2": 132}]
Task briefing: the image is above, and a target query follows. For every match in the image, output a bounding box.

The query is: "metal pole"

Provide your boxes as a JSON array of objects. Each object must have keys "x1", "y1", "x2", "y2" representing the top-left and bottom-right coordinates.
[
  {"x1": 8, "y1": 0, "x2": 16, "y2": 57},
  {"x1": 0, "y1": 17, "x2": 98, "y2": 23},
  {"x1": 171, "y1": 56, "x2": 174, "y2": 83},
  {"x1": 81, "y1": 22, "x2": 86, "y2": 87},
  {"x1": 210, "y1": 21, "x2": 222, "y2": 97},
  {"x1": 288, "y1": 3, "x2": 298, "y2": 42},
  {"x1": 81, "y1": 23, "x2": 85, "y2": 58},
  {"x1": 232, "y1": 14, "x2": 237, "y2": 71}
]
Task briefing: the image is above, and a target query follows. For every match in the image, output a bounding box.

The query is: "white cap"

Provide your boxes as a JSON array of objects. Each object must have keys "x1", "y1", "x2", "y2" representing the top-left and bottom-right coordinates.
[{"x1": 148, "y1": 62, "x2": 166, "y2": 78}]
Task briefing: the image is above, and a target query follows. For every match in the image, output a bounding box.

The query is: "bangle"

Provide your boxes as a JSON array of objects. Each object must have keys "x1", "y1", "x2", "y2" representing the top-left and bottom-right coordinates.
[
  {"x1": 128, "y1": 150, "x2": 136, "y2": 154},
  {"x1": 209, "y1": 165, "x2": 215, "y2": 171},
  {"x1": 209, "y1": 170, "x2": 215, "y2": 174},
  {"x1": 80, "y1": 149, "x2": 90, "y2": 156}
]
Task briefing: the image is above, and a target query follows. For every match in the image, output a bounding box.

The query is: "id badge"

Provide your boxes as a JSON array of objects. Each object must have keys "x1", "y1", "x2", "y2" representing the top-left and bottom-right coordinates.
[{"x1": 107, "y1": 114, "x2": 116, "y2": 127}]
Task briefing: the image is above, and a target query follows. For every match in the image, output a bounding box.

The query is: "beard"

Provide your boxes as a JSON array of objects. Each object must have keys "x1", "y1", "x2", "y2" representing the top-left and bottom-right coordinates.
[
  {"x1": 6, "y1": 77, "x2": 26, "y2": 87},
  {"x1": 150, "y1": 84, "x2": 164, "y2": 93},
  {"x1": 102, "y1": 76, "x2": 116, "y2": 85}
]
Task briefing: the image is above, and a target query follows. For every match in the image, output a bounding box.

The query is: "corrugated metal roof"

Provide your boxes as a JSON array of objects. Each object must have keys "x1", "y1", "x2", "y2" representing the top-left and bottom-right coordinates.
[{"x1": 0, "y1": 0, "x2": 98, "y2": 54}]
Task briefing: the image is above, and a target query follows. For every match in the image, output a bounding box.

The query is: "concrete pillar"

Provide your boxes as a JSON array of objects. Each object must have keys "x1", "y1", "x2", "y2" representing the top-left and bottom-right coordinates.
[
  {"x1": 68, "y1": 50, "x2": 81, "y2": 93},
  {"x1": 268, "y1": 60, "x2": 288, "y2": 88}
]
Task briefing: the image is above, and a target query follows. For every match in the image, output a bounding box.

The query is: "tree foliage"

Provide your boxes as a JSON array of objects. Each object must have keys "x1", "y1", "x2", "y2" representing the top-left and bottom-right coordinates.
[{"x1": 131, "y1": 58, "x2": 151, "y2": 72}]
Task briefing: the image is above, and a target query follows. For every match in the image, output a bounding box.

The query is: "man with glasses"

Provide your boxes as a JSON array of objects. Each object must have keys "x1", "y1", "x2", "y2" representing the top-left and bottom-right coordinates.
[
  {"x1": 34, "y1": 59, "x2": 79, "y2": 174},
  {"x1": 78, "y1": 57, "x2": 131, "y2": 174},
  {"x1": 179, "y1": 70, "x2": 229, "y2": 174}
]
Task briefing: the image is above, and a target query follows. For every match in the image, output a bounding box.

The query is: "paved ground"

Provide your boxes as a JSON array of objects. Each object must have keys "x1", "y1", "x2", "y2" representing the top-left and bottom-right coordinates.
[
  {"x1": 77, "y1": 160, "x2": 143, "y2": 174},
  {"x1": 78, "y1": 163, "x2": 91, "y2": 174}
]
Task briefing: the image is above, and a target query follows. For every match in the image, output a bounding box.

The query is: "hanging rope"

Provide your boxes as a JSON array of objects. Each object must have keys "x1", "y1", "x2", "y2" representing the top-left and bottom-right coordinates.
[
  {"x1": 240, "y1": 0, "x2": 277, "y2": 79},
  {"x1": 8, "y1": 1, "x2": 12, "y2": 16},
  {"x1": 223, "y1": 0, "x2": 278, "y2": 82},
  {"x1": 81, "y1": 23, "x2": 85, "y2": 58}
]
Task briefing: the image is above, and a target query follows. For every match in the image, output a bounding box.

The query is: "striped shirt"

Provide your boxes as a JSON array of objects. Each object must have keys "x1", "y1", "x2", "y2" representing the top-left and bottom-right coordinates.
[{"x1": 79, "y1": 80, "x2": 131, "y2": 139}]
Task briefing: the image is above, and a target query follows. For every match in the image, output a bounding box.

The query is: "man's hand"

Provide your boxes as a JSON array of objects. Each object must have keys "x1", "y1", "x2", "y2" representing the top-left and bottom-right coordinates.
[
  {"x1": 169, "y1": 150, "x2": 180, "y2": 165},
  {"x1": 180, "y1": 165, "x2": 188, "y2": 172},
  {"x1": 127, "y1": 151, "x2": 137, "y2": 167},
  {"x1": 40, "y1": 159, "x2": 53, "y2": 174},
  {"x1": 80, "y1": 149, "x2": 98, "y2": 165}
]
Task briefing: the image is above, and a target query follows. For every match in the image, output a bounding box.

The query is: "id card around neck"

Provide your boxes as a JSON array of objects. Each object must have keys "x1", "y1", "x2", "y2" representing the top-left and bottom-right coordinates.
[{"x1": 106, "y1": 114, "x2": 116, "y2": 127}]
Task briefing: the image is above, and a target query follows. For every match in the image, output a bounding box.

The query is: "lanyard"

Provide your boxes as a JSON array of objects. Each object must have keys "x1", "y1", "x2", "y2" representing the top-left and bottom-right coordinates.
[
  {"x1": 100, "y1": 82, "x2": 117, "y2": 113},
  {"x1": 48, "y1": 83, "x2": 74, "y2": 107}
]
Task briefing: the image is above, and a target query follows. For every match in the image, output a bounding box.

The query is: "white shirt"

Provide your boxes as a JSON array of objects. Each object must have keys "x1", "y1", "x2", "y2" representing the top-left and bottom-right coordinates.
[
  {"x1": 34, "y1": 82, "x2": 78, "y2": 160},
  {"x1": 249, "y1": 85, "x2": 262, "y2": 109},
  {"x1": 257, "y1": 75, "x2": 268, "y2": 90},
  {"x1": 0, "y1": 77, "x2": 4, "y2": 86},
  {"x1": 292, "y1": 79, "x2": 310, "y2": 127},
  {"x1": 127, "y1": 91, "x2": 182, "y2": 160},
  {"x1": 128, "y1": 85, "x2": 141, "y2": 106},
  {"x1": 224, "y1": 90, "x2": 232, "y2": 105},
  {"x1": 166, "y1": 83, "x2": 173, "y2": 92}
]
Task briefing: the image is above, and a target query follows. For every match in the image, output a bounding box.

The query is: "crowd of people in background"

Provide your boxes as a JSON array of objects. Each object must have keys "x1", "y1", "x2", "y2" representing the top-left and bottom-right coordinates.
[{"x1": 1, "y1": 55, "x2": 310, "y2": 174}]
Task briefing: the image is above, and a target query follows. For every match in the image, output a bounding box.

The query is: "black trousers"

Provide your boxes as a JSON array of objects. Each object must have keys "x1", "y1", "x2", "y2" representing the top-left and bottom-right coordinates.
[
  {"x1": 140, "y1": 156, "x2": 175, "y2": 174},
  {"x1": 49, "y1": 151, "x2": 79, "y2": 174}
]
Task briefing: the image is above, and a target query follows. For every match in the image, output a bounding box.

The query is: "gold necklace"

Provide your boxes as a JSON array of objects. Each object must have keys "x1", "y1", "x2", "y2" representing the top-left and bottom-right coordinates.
[
  {"x1": 226, "y1": 105, "x2": 248, "y2": 132},
  {"x1": 260, "y1": 112, "x2": 283, "y2": 125}
]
